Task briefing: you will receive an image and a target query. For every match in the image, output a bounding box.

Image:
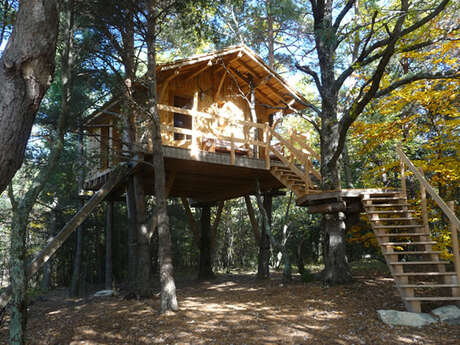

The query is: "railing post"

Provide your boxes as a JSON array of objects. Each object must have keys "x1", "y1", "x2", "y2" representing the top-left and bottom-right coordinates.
[
  {"x1": 400, "y1": 155, "x2": 407, "y2": 198},
  {"x1": 418, "y1": 167, "x2": 429, "y2": 234},
  {"x1": 264, "y1": 123, "x2": 270, "y2": 170},
  {"x1": 449, "y1": 201, "x2": 460, "y2": 296}
]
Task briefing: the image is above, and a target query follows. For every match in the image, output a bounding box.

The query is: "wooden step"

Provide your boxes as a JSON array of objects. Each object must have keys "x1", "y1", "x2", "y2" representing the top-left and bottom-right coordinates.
[
  {"x1": 363, "y1": 191, "x2": 402, "y2": 196},
  {"x1": 374, "y1": 224, "x2": 423, "y2": 229},
  {"x1": 371, "y1": 217, "x2": 419, "y2": 221},
  {"x1": 384, "y1": 251, "x2": 442, "y2": 255},
  {"x1": 389, "y1": 261, "x2": 449, "y2": 265},
  {"x1": 366, "y1": 210, "x2": 415, "y2": 214},
  {"x1": 395, "y1": 272, "x2": 456, "y2": 277},
  {"x1": 404, "y1": 297, "x2": 460, "y2": 301},
  {"x1": 366, "y1": 203, "x2": 411, "y2": 207},
  {"x1": 399, "y1": 284, "x2": 460, "y2": 288},
  {"x1": 381, "y1": 241, "x2": 437, "y2": 246},
  {"x1": 364, "y1": 197, "x2": 407, "y2": 201},
  {"x1": 375, "y1": 233, "x2": 430, "y2": 237}
]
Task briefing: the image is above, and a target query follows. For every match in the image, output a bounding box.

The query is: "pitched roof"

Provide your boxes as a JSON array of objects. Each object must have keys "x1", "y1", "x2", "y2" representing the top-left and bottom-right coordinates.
[{"x1": 85, "y1": 45, "x2": 308, "y2": 125}]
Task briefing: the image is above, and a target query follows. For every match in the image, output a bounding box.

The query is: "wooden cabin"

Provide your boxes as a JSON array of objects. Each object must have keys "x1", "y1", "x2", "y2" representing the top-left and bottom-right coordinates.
[{"x1": 83, "y1": 45, "x2": 322, "y2": 202}]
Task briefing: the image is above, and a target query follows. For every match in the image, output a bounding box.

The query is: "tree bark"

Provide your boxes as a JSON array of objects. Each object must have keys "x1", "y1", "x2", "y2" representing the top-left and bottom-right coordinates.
[
  {"x1": 41, "y1": 208, "x2": 57, "y2": 293},
  {"x1": 134, "y1": 176, "x2": 152, "y2": 297},
  {"x1": 146, "y1": 2, "x2": 178, "y2": 313},
  {"x1": 105, "y1": 201, "x2": 113, "y2": 290},
  {"x1": 125, "y1": 176, "x2": 137, "y2": 288},
  {"x1": 322, "y1": 212, "x2": 352, "y2": 284},
  {"x1": 257, "y1": 194, "x2": 272, "y2": 279},
  {"x1": 0, "y1": 0, "x2": 59, "y2": 195},
  {"x1": 198, "y1": 206, "x2": 214, "y2": 280}
]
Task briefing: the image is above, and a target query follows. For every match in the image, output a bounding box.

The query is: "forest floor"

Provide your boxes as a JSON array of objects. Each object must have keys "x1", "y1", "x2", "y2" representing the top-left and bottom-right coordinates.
[{"x1": 1, "y1": 261, "x2": 459, "y2": 345}]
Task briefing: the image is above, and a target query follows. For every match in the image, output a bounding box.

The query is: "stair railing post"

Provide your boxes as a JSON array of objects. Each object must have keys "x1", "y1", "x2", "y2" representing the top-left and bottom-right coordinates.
[
  {"x1": 449, "y1": 201, "x2": 460, "y2": 297},
  {"x1": 400, "y1": 156, "x2": 407, "y2": 198},
  {"x1": 418, "y1": 167, "x2": 429, "y2": 234}
]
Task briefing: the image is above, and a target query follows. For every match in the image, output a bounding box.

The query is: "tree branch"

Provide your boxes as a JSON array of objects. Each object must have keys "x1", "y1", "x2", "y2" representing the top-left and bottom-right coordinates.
[
  {"x1": 333, "y1": 0, "x2": 410, "y2": 164},
  {"x1": 375, "y1": 72, "x2": 460, "y2": 98},
  {"x1": 333, "y1": 0, "x2": 355, "y2": 32}
]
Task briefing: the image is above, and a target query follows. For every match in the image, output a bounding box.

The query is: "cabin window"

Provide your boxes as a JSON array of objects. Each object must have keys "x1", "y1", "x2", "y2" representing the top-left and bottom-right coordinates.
[{"x1": 173, "y1": 96, "x2": 193, "y2": 140}]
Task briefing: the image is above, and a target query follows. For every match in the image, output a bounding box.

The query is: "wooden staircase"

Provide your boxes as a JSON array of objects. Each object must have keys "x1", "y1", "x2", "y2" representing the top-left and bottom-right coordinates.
[
  {"x1": 267, "y1": 137, "x2": 460, "y2": 313},
  {"x1": 361, "y1": 190, "x2": 460, "y2": 312}
]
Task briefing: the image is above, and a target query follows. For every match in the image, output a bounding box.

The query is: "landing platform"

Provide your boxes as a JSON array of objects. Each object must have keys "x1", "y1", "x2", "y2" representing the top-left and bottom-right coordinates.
[{"x1": 296, "y1": 188, "x2": 399, "y2": 213}]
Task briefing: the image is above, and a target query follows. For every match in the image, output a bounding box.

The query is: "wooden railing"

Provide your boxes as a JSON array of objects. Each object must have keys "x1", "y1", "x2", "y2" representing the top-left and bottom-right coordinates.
[
  {"x1": 157, "y1": 104, "x2": 269, "y2": 163},
  {"x1": 396, "y1": 145, "x2": 460, "y2": 282},
  {"x1": 157, "y1": 103, "x2": 321, "y2": 187}
]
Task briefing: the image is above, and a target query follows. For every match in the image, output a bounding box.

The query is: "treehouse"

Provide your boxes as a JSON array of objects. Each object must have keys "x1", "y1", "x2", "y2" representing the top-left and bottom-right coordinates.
[
  {"x1": 83, "y1": 45, "x2": 322, "y2": 203},
  {"x1": 5, "y1": 46, "x2": 456, "y2": 315}
]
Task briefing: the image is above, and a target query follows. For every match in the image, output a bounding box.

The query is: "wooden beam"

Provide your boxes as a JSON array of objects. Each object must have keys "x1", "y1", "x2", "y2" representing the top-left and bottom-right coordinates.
[
  {"x1": 244, "y1": 195, "x2": 261, "y2": 244},
  {"x1": 308, "y1": 201, "x2": 346, "y2": 214},
  {"x1": 0, "y1": 163, "x2": 133, "y2": 309},
  {"x1": 181, "y1": 197, "x2": 200, "y2": 246},
  {"x1": 159, "y1": 69, "x2": 180, "y2": 101},
  {"x1": 215, "y1": 72, "x2": 226, "y2": 100},
  {"x1": 184, "y1": 61, "x2": 212, "y2": 82}
]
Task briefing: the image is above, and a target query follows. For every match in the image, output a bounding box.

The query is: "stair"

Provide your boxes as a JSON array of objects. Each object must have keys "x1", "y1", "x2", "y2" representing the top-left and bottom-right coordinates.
[
  {"x1": 361, "y1": 191, "x2": 460, "y2": 312},
  {"x1": 270, "y1": 165, "x2": 319, "y2": 198}
]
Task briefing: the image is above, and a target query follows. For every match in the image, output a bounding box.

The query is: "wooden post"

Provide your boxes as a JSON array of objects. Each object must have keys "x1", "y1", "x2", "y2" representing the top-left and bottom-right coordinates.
[
  {"x1": 419, "y1": 167, "x2": 429, "y2": 234},
  {"x1": 449, "y1": 201, "x2": 460, "y2": 298},
  {"x1": 400, "y1": 155, "x2": 407, "y2": 198},
  {"x1": 304, "y1": 157, "x2": 311, "y2": 193},
  {"x1": 265, "y1": 124, "x2": 271, "y2": 170},
  {"x1": 230, "y1": 133, "x2": 235, "y2": 164}
]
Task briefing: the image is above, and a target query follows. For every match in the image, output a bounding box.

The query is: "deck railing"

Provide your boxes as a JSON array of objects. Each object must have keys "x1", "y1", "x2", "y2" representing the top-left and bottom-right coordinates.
[
  {"x1": 157, "y1": 103, "x2": 321, "y2": 184},
  {"x1": 396, "y1": 145, "x2": 460, "y2": 283},
  {"x1": 86, "y1": 104, "x2": 321, "y2": 188}
]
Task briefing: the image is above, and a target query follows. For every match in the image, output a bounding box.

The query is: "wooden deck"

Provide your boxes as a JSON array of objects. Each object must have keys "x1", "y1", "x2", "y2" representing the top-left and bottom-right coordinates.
[{"x1": 84, "y1": 146, "x2": 285, "y2": 203}]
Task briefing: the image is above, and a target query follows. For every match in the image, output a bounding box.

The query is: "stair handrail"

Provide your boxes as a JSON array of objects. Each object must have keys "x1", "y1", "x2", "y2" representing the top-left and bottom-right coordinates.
[
  {"x1": 396, "y1": 145, "x2": 460, "y2": 281},
  {"x1": 268, "y1": 128, "x2": 321, "y2": 182}
]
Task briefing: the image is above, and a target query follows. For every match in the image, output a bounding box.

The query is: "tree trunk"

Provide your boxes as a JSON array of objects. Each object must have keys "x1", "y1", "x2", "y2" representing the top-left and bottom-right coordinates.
[
  {"x1": 126, "y1": 176, "x2": 137, "y2": 288},
  {"x1": 322, "y1": 212, "x2": 352, "y2": 284},
  {"x1": 105, "y1": 201, "x2": 113, "y2": 290},
  {"x1": 198, "y1": 206, "x2": 214, "y2": 280},
  {"x1": 41, "y1": 208, "x2": 57, "y2": 293},
  {"x1": 257, "y1": 194, "x2": 272, "y2": 279},
  {"x1": 146, "y1": 3, "x2": 178, "y2": 313},
  {"x1": 0, "y1": 0, "x2": 59, "y2": 195},
  {"x1": 134, "y1": 176, "x2": 152, "y2": 297},
  {"x1": 296, "y1": 239, "x2": 305, "y2": 276}
]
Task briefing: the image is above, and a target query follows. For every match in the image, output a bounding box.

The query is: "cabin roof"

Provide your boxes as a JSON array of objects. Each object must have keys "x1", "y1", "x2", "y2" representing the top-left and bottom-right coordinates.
[{"x1": 85, "y1": 45, "x2": 309, "y2": 126}]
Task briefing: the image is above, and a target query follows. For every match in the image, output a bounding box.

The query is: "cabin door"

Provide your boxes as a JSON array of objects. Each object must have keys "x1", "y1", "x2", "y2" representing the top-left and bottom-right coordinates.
[{"x1": 173, "y1": 96, "x2": 193, "y2": 141}]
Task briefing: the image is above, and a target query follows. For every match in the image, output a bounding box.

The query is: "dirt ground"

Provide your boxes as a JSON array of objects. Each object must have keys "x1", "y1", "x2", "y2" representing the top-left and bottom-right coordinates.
[{"x1": 1, "y1": 268, "x2": 459, "y2": 345}]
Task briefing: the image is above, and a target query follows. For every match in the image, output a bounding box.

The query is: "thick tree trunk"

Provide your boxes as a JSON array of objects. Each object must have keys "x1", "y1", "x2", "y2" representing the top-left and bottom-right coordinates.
[
  {"x1": 146, "y1": 4, "x2": 178, "y2": 313},
  {"x1": 320, "y1": 118, "x2": 352, "y2": 284},
  {"x1": 322, "y1": 212, "x2": 352, "y2": 284},
  {"x1": 0, "y1": 0, "x2": 59, "y2": 195},
  {"x1": 198, "y1": 206, "x2": 214, "y2": 280},
  {"x1": 134, "y1": 176, "x2": 152, "y2": 297},
  {"x1": 105, "y1": 201, "x2": 113, "y2": 290},
  {"x1": 257, "y1": 194, "x2": 272, "y2": 279}
]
